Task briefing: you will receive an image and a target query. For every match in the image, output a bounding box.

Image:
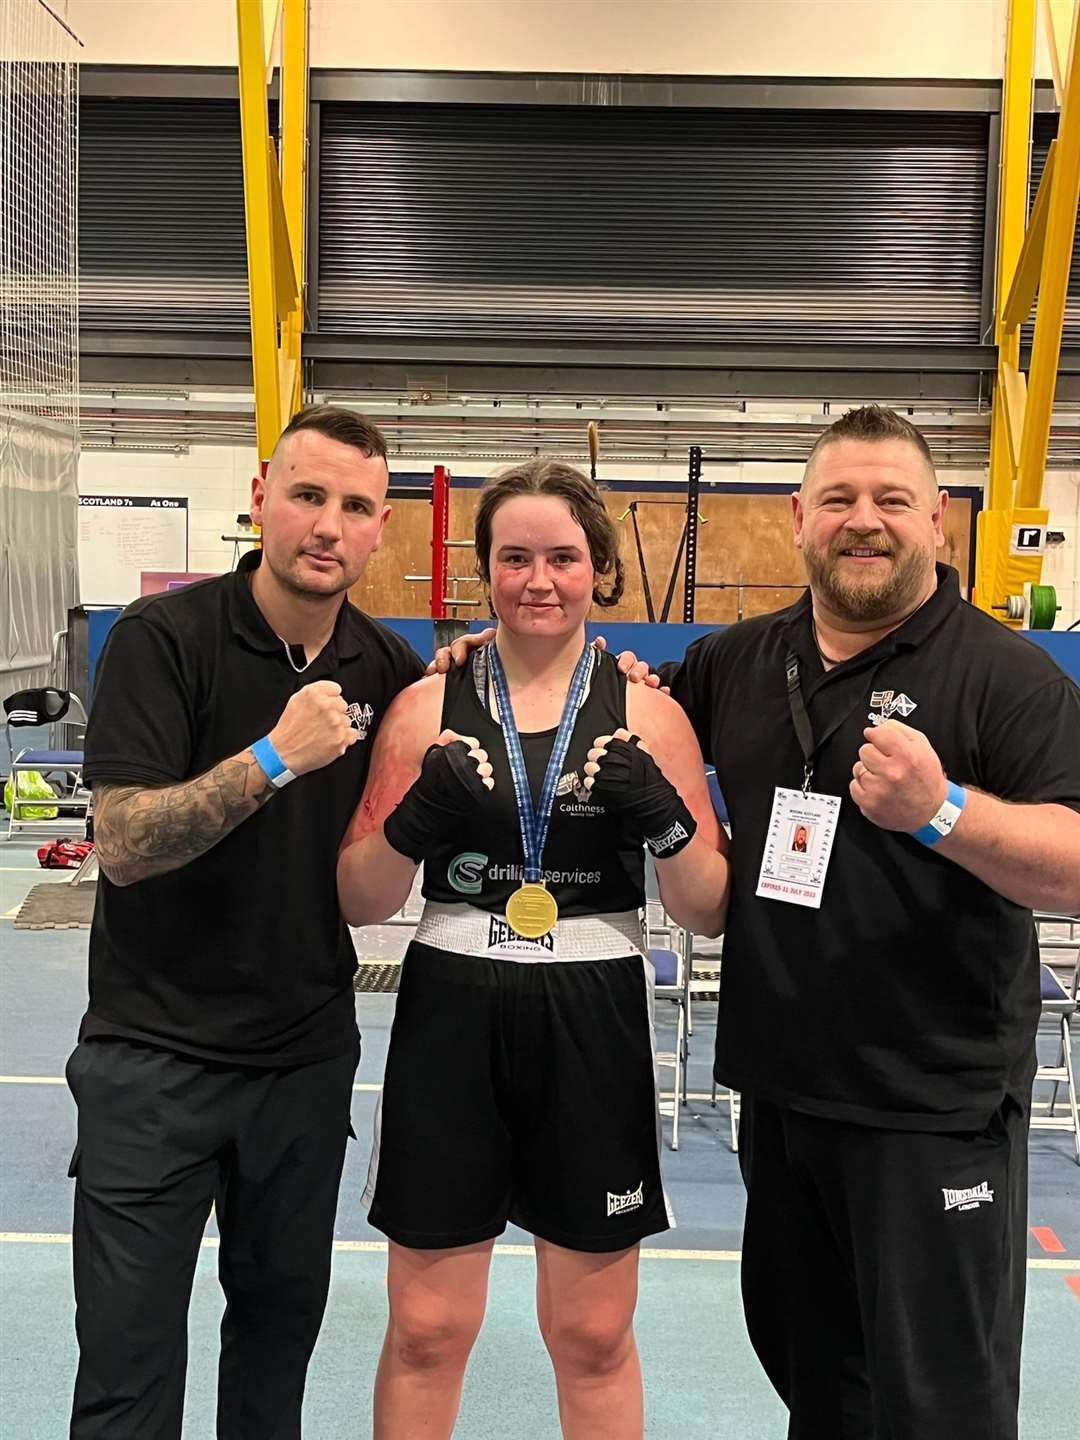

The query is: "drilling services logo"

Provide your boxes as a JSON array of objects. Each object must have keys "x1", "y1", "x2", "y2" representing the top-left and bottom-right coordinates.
[{"x1": 447, "y1": 852, "x2": 487, "y2": 895}]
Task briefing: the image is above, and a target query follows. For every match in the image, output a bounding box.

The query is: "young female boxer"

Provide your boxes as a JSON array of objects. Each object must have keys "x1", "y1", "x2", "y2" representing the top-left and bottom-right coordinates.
[{"x1": 338, "y1": 459, "x2": 729, "y2": 1439}]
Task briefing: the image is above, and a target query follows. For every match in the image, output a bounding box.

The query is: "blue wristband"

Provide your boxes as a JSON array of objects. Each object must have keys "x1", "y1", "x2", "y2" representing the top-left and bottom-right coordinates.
[
  {"x1": 912, "y1": 781, "x2": 966, "y2": 846},
  {"x1": 251, "y1": 734, "x2": 296, "y2": 789}
]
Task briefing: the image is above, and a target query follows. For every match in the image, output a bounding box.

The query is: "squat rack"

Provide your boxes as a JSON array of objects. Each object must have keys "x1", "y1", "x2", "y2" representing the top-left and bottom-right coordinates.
[
  {"x1": 681, "y1": 445, "x2": 803, "y2": 623},
  {"x1": 403, "y1": 465, "x2": 482, "y2": 646}
]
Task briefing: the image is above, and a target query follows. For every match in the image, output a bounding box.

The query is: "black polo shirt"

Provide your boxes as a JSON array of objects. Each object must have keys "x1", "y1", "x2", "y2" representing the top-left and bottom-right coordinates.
[
  {"x1": 669, "y1": 564, "x2": 1080, "y2": 1130},
  {"x1": 80, "y1": 550, "x2": 424, "y2": 1066}
]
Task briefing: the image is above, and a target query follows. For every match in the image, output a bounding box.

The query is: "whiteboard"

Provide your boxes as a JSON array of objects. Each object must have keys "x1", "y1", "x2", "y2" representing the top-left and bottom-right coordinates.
[{"x1": 78, "y1": 496, "x2": 189, "y2": 605}]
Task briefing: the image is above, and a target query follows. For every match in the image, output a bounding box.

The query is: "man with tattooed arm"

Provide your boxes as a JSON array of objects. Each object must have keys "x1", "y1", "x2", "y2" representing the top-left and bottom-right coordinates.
[{"x1": 65, "y1": 407, "x2": 424, "y2": 1439}]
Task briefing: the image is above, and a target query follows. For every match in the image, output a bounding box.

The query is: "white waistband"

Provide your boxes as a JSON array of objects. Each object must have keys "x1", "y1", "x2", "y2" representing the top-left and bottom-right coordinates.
[{"x1": 413, "y1": 901, "x2": 645, "y2": 963}]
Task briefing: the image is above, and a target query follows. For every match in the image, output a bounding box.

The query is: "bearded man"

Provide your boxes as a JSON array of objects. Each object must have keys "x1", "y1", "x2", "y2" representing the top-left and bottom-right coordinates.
[{"x1": 659, "y1": 405, "x2": 1080, "y2": 1439}]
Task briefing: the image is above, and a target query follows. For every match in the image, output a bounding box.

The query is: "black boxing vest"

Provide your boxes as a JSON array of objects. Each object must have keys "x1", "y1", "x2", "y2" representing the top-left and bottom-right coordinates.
[{"x1": 421, "y1": 647, "x2": 646, "y2": 918}]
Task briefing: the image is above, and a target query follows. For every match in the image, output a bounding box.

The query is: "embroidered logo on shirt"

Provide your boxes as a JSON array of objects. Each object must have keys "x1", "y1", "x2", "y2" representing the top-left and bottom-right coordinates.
[
  {"x1": 868, "y1": 689, "x2": 918, "y2": 726},
  {"x1": 607, "y1": 1181, "x2": 645, "y2": 1219},
  {"x1": 447, "y1": 852, "x2": 488, "y2": 895},
  {"x1": 942, "y1": 1181, "x2": 994, "y2": 1213},
  {"x1": 345, "y1": 702, "x2": 375, "y2": 738},
  {"x1": 556, "y1": 769, "x2": 602, "y2": 814}
]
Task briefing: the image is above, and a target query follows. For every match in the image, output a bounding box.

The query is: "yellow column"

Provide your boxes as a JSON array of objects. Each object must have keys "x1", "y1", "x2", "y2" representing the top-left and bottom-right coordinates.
[
  {"x1": 977, "y1": 0, "x2": 1037, "y2": 614},
  {"x1": 236, "y1": 0, "x2": 283, "y2": 464},
  {"x1": 988, "y1": 0, "x2": 1037, "y2": 515},
  {"x1": 280, "y1": 0, "x2": 307, "y2": 420},
  {"x1": 236, "y1": 0, "x2": 308, "y2": 465},
  {"x1": 1015, "y1": 2, "x2": 1080, "y2": 507}
]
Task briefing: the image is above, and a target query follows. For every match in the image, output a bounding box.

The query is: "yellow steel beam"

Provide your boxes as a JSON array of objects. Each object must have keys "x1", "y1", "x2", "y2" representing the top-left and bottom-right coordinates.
[
  {"x1": 1016, "y1": 0, "x2": 1080, "y2": 509},
  {"x1": 280, "y1": 0, "x2": 307, "y2": 290},
  {"x1": 279, "y1": 0, "x2": 307, "y2": 418},
  {"x1": 998, "y1": 359, "x2": 1028, "y2": 470},
  {"x1": 267, "y1": 137, "x2": 300, "y2": 321},
  {"x1": 262, "y1": 0, "x2": 282, "y2": 84},
  {"x1": 996, "y1": 0, "x2": 1038, "y2": 336},
  {"x1": 1041, "y1": 0, "x2": 1077, "y2": 104},
  {"x1": 279, "y1": 356, "x2": 298, "y2": 431},
  {"x1": 1002, "y1": 139, "x2": 1056, "y2": 330},
  {"x1": 236, "y1": 0, "x2": 282, "y2": 463},
  {"x1": 986, "y1": 0, "x2": 1037, "y2": 519}
]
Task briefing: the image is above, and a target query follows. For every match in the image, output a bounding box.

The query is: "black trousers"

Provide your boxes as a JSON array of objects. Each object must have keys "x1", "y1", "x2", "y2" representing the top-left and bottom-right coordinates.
[
  {"x1": 738, "y1": 1095, "x2": 1029, "y2": 1440},
  {"x1": 66, "y1": 1036, "x2": 358, "y2": 1440}
]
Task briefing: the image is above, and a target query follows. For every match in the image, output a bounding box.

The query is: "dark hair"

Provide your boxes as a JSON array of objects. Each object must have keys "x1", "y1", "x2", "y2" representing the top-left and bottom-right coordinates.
[
  {"x1": 277, "y1": 404, "x2": 388, "y2": 461},
  {"x1": 805, "y1": 405, "x2": 936, "y2": 484},
  {"x1": 474, "y1": 459, "x2": 624, "y2": 608}
]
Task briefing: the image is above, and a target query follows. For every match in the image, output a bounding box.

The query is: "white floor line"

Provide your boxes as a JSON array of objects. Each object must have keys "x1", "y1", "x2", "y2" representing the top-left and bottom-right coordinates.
[{"x1": 0, "y1": 1233, "x2": 1075, "y2": 1269}]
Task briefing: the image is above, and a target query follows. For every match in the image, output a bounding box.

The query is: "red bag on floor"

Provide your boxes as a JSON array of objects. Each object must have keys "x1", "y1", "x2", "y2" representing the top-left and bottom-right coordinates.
[{"x1": 37, "y1": 839, "x2": 94, "y2": 869}]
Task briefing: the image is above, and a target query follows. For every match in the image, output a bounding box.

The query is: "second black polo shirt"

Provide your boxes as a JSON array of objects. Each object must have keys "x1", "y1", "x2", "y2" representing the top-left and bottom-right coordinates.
[{"x1": 669, "y1": 565, "x2": 1080, "y2": 1130}]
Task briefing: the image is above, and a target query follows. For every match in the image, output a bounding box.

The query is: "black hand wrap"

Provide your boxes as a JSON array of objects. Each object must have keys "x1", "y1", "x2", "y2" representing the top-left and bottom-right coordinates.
[
  {"x1": 384, "y1": 741, "x2": 488, "y2": 863},
  {"x1": 589, "y1": 736, "x2": 697, "y2": 858}
]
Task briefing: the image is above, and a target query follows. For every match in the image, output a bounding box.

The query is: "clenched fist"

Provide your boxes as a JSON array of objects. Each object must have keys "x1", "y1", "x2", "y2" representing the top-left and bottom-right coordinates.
[
  {"x1": 583, "y1": 728, "x2": 697, "y2": 857},
  {"x1": 850, "y1": 719, "x2": 948, "y2": 832},
  {"x1": 266, "y1": 681, "x2": 360, "y2": 776},
  {"x1": 384, "y1": 732, "x2": 494, "y2": 863}
]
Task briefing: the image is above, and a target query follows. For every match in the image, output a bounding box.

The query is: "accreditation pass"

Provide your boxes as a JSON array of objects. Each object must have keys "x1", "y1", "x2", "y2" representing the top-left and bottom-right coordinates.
[{"x1": 756, "y1": 786, "x2": 841, "y2": 909}]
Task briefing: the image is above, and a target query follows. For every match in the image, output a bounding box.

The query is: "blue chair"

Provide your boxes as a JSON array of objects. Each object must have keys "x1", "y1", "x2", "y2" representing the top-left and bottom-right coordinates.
[
  {"x1": 647, "y1": 935, "x2": 688, "y2": 1152},
  {"x1": 3, "y1": 687, "x2": 90, "y2": 840}
]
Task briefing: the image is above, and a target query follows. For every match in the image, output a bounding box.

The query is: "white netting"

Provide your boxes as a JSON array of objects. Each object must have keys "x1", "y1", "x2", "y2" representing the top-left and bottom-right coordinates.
[
  {"x1": 0, "y1": 0, "x2": 79, "y2": 420},
  {"x1": 0, "y1": 0, "x2": 80, "y2": 709}
]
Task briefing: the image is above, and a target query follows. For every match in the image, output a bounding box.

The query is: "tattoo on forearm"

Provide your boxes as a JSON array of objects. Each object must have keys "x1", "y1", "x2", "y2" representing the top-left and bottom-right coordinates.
[{"x1": 94, "y1": 754, "x2": 274, "y2": 884}]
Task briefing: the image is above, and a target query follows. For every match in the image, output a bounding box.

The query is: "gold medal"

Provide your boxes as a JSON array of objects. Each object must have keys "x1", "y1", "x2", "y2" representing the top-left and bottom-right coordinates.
[{"x1": 506, "y1": 882, "x2": 559, "y2": 939}]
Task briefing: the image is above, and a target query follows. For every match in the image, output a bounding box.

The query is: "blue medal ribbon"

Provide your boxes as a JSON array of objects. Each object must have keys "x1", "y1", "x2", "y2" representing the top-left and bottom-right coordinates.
[{"x1": 487, "y1": 643, "x2": 593, "y2": 885}]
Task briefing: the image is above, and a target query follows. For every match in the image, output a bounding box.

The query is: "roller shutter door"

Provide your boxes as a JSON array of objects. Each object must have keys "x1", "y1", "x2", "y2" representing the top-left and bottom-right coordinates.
[{"x1": 318, "y1": 104, "x2": 988, "y2": 345}]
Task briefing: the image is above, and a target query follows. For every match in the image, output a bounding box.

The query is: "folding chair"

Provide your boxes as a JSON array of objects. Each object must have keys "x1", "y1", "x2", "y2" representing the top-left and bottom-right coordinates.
[
  {"x1": 1032, "y1": 912, "x2": 1080, "y2": 1165},
  {"x1": 646, "y1": 903, "x2": 689, "y2": 1152},
  {"x1": 699, "y1": 768, "x2": 739, "y2": 1148},
  {"x1": 642, "y1": 854, "x2": 689, "y2": 1150},
  {"x1": 3, "y1": 687, "x2": 90, "y2": 840}
]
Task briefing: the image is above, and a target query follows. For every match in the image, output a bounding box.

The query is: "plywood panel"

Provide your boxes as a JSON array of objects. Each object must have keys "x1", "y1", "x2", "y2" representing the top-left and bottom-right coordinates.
[
  {"x1": 348, "y1": 496, "x2": 433, "y2": 617},
  {"x1": 351, "y1": 485, "x2": 972, "y2": 625},
  {"x1": 348, "y1": 487, "x2": 488, "y2": 619},
  {"x1": 612, "y1": 491, "x2": 971, "y2": 624}
]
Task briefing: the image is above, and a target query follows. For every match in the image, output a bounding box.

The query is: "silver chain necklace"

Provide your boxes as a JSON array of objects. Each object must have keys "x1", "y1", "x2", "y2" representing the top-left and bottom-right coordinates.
[{"x1": 282, "y1": 638, "x2": 314, "y2": 674}]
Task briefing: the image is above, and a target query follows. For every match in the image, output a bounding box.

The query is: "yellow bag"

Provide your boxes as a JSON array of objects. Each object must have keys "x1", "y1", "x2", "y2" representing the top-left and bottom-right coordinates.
[{"x1": 4, "y1": 770, "x2": 59, "y2": 820}]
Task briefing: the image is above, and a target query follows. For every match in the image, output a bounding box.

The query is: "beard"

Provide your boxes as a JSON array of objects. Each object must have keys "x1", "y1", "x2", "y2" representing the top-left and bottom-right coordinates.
[
  {"x1": 802, "y1": 532, "x2": 933, "y2": 622},
  {"x1": 267, "y1": 547, "x2": 355, "y2": 601}
]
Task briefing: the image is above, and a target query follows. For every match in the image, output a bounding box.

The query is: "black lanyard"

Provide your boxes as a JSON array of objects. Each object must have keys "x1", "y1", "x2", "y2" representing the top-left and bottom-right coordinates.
[
  {"x1": 785, "y1": 650, "x2": 890, "y2": 794},
  {"x1": 785, "y1": 652, "x2": 818, "y2": 793}
]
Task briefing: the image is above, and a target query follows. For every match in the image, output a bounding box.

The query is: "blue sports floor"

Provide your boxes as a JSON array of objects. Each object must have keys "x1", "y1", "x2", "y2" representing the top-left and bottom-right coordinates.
[{"x1": 1, "y1": 845, "x2": 1078, "y2": 1438}]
